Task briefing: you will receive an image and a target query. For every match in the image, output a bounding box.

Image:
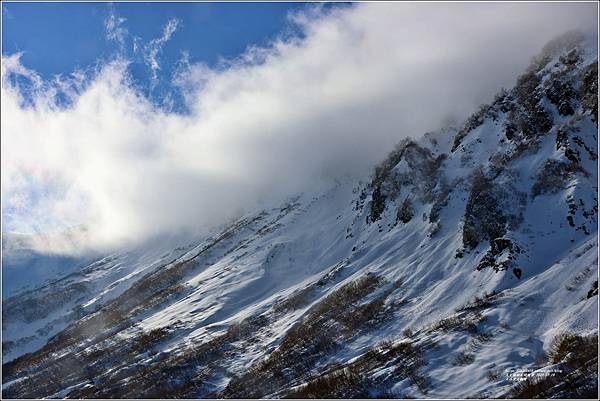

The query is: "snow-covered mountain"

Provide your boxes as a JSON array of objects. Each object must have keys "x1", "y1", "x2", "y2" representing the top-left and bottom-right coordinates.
[{"x1": 2, "y1": 32, "x2": 598, "y2": 399}]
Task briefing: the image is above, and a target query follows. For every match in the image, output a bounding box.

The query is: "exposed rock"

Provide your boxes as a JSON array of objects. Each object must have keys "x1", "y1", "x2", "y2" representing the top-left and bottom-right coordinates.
[{"x1": 462, "y1": 169, "x2": 507, "y2": 249}]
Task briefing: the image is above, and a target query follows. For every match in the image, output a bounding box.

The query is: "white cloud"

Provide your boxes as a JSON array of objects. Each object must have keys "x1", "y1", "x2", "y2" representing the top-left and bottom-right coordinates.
[{"x1": 1, "y1": 2, "x2": 597, "y2": 254}]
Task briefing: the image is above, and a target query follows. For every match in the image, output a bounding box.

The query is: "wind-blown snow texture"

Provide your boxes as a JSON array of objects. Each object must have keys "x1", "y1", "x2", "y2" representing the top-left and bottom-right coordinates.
[{"x1": 1, "y1": 33, "x2": 598, "y2": 399}]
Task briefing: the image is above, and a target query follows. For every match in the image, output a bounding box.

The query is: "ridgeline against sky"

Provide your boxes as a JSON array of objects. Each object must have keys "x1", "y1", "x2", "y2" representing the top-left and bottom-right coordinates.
[{"x1": 1, "y1": 2, "x2": 597, "y2": 253}]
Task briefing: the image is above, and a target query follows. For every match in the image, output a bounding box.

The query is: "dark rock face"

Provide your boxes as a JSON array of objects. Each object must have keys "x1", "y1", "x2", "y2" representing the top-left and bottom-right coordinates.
[
  {"x1": 462, "y1": 169, "x2": 507, "y2": 250},
  {"x1": 476, "y1": 238, "x2": 522, "y2": 272},
  {"x1": 546, "y1": 76, "x2": 576, "y2": 116},
  {"x1": 532, "y1": 159, "x2": 582, "y2": 198},
  {"x1": 581, "y1": 62, "x2": 598, "y2": 123},
  {"x1": 369, "y1": 184, "x2": 387, "y2": 223},
  {"x1": 367, "y1": 140, "x2": 447, "y2": 223},
  {"x1": 396, "y1": 197, "x2": 414, "y2": 224}
]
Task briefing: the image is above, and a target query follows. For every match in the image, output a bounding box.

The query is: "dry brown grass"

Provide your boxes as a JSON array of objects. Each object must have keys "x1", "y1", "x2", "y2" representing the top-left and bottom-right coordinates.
[
  {"x1": 427, "y1": 311, "x2": 485, "y2": 334},
  {"x1": 220, "y1": 274, "x2": 387, "y2": 398},
  {"x1": 509, "y1": 332, "x2": 598, "y2": 399}
]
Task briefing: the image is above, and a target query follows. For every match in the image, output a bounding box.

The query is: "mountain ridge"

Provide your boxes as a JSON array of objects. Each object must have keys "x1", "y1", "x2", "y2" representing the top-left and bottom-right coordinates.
[{"x1": 2, "y1": 32, "x2": 598, "y2": 398}]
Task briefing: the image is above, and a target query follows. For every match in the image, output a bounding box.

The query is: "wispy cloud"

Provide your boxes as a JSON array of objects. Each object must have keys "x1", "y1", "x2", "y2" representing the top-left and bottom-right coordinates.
[
  {"x1": 104, "y1": 4, "x2": 128, "y2": 54},
  {"x1": 144, "y1": 18, "x2": 180, "y2": 85},
  {"x1": 1, "y1": 2, "x2": 597, "y2": 254}
]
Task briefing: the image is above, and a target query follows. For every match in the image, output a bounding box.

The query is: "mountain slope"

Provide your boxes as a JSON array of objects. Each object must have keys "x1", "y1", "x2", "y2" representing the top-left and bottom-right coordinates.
[{"x1": 1, "y1": 32, "x2": 598, "y2": 399}]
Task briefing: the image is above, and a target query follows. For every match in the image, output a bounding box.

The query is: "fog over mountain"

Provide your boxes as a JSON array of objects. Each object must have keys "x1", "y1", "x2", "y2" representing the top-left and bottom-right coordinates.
[
  {"x1": 3, "y1": 27, "x2": 598, "y2": 398},
  {"x1": 2, "y1": 2, "x2": 598, "y2": 399},
  {"x1": 1, "y1": 2, "x2": 596, "y2": 254}
]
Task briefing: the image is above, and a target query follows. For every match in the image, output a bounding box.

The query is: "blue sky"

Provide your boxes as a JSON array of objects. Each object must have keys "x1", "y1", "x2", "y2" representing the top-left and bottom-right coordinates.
[{"x1": 2, "y1": 2, "x2": 345, "y2": 112}]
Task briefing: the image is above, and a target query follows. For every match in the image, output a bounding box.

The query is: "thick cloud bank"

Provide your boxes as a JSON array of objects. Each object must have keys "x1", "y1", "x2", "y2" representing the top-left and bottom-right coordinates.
[{"x1": 1, "y1": 2, "x2": 597, "y2": 253}]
